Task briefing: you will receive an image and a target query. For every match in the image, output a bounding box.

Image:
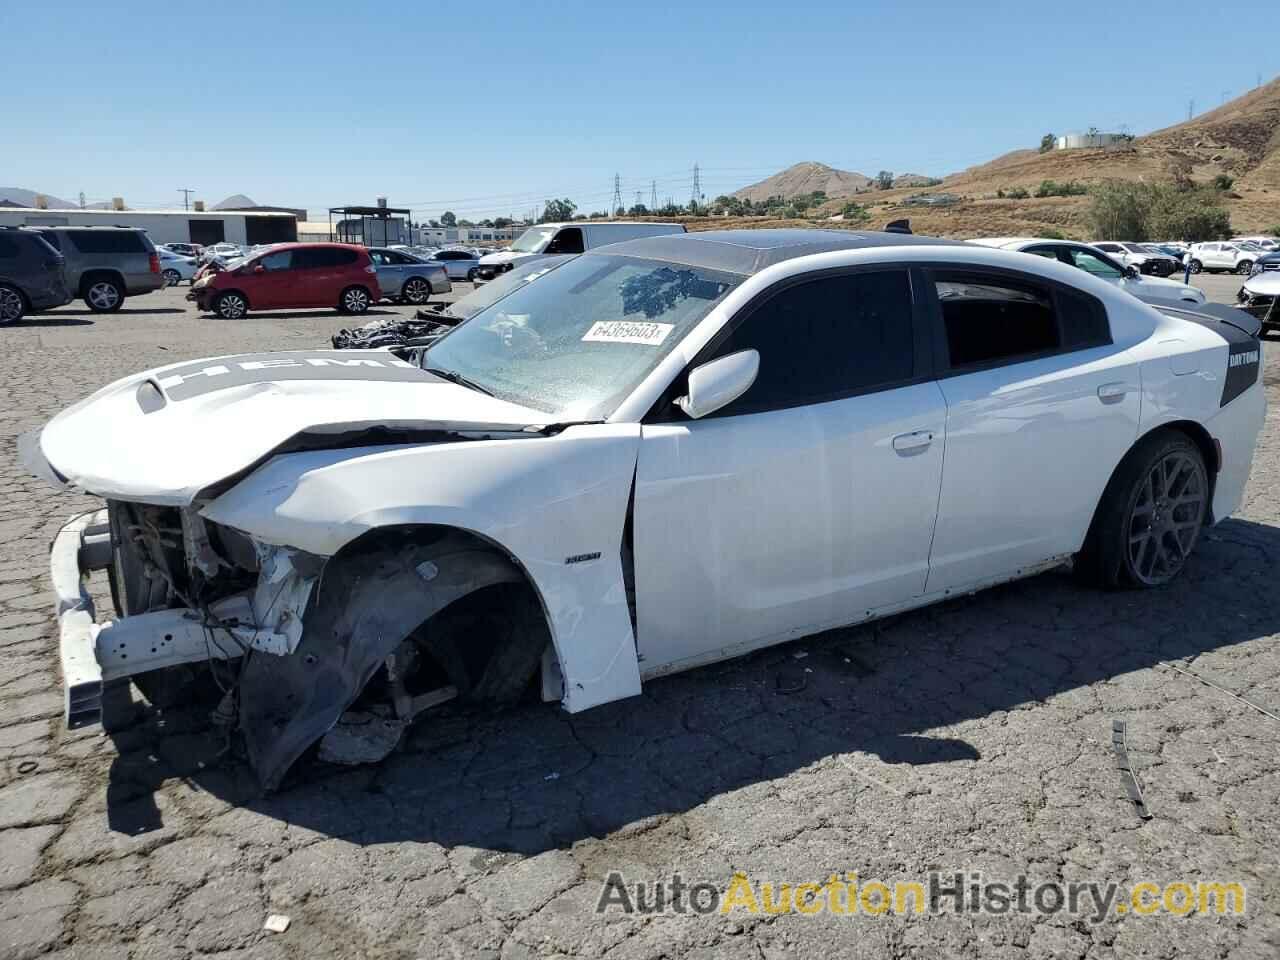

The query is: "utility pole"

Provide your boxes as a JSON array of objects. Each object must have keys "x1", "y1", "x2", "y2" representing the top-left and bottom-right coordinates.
[
  {"x1": 612, "y1": 174, "x2": 623, "y2": 216},
  {"x1": 78, "y1": 191, "x2": 85, "y2": 209},
  {"x1": 178, "y1": 188, "x2": 194, "y2": 210}
]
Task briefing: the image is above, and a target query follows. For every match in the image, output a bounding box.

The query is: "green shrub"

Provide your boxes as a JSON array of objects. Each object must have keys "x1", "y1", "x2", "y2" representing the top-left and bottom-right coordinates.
[
  {"x1": 997, "y1": 186, "x2": 1030, "y2": 200},
  {"x1": 1035, "y1": 179, "x2": 1088, "y2": 198},
  {"x1": 1212, "y1": 174, "x2": 1235, "y2": 191},
  {"x1": 840, "y1": 201, "x2": 870, "y2": 222},
  {"x1": 1087, "y1": 181, "x2": 1232, "y2": 242}
]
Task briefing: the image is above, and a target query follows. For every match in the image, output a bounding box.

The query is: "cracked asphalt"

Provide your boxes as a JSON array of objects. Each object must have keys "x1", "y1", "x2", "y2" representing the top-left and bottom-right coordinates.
[{"x1": 1, "y1": 275, "x2": 1278, "y2": 959}]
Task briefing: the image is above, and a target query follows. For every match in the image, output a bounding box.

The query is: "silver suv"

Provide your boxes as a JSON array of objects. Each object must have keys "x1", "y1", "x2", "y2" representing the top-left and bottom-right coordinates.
[{"x1": 26, "y1": 226, "x2": 164, "y2": 312}]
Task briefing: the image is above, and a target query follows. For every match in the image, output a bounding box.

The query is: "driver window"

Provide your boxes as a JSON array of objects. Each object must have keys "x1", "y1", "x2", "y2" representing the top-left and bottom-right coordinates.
[
  {"x1": 545, "y1": 228, "x2": 584, "y2": 255},
  {"x1": 259, "y1": 250, "x2": 292, "y2": 271},
  {"x1": 1067, "y1": 249, "x2": 1123, "y2": 279}
]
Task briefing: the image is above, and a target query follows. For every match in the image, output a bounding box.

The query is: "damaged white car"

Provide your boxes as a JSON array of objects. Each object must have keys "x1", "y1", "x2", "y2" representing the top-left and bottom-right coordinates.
[{"x1": 27, "y1": 229, "x2": 1265, "y2": 790}]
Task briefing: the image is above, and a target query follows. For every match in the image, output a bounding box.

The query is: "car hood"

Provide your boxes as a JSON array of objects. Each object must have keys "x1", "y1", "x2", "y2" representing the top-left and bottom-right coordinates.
[
  {"x1": 1127, "y1": 274, "x2": 1203, "y2": 298},
  {"x1": 478, "y1": 250, "x2": 537, "y2": 266},
  {"x1": 1244, "y1": 272, "x2": 1280, "y2": 296},
  {"x1": 26, "y1": 350, "x2": 551, "y2": 505}
]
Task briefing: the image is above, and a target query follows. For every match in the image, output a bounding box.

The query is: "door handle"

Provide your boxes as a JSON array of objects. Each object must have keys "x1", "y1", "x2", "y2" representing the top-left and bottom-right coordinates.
[
  {"x1": 892, "y1": 430, "x2": 934, "y2": 454},
  {"x1": 1097, "y1": 382, "x2": 1134, "y2": 404}
]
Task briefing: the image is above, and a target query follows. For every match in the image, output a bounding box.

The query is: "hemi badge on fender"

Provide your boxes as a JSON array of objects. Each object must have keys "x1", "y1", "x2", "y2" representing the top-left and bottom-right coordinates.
[{"x1": 565, "y1": 552, "x2": 602, "y2": 565}]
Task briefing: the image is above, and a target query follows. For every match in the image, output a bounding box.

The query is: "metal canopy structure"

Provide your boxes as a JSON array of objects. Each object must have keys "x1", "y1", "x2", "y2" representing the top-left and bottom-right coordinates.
[{"x1": 328, "y1": 204, "x2": 411, "y2": 247}]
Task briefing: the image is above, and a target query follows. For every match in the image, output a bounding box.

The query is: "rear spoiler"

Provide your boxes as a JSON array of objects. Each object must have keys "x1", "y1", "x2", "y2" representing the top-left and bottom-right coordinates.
[{"x1": 1144, "y1": 297, "x2": 1262, "y2": 339}]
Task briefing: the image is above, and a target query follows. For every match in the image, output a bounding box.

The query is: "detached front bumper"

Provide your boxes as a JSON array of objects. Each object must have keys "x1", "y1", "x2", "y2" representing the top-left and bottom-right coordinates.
[{"x1": 50, "y1": 509, "x2": 278, "y2": 728}]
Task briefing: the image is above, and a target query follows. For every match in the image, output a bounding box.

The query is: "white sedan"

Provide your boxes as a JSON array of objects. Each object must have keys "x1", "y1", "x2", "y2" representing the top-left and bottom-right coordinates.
[
  {"x1": 27, "y1": 229, "x2": 1264, "y2": 790},
  {"x1": 969, "y1": 237, "x2": 1205, "y2": 305},
  {"x1": 156, "y1": 248, "x2": 198, "y2": 286}
]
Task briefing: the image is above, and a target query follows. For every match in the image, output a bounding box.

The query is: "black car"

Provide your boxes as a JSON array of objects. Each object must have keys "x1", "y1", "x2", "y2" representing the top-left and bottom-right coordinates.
[{"x1": 0, "y1": 227, "x2": 72, "y2": 323}]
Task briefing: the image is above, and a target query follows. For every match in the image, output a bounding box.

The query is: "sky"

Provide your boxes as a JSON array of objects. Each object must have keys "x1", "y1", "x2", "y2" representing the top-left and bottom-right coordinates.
[{"x1": 3, "y1": 1, "x2": 1275, "y2": 223}]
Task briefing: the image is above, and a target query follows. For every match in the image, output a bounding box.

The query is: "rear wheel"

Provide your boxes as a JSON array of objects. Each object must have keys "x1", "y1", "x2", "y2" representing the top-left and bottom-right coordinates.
[
  {"x1": 340, "y1": 285, "x2": 371, "y2": 314},
  {"x1": 1188, "y1": 259, "x2": 1203, "y2": 274},
  {"x1": 0, "y1": 284, "x2": 25, "y2": 324},
  {"x1": 402, "y1": 277, "x2": 430, "y2": 304},
  {"x1": 162, "y1": 268, "x2": 182, "y2": 286},
  {"x1": 1075, "y1": 430, "x2": 1208, "y2": 589},
  {"x1": 214, "y1": 291, "x2": 248, "y2": 319},
  {"x1": 85, "y1": 277, "x2": 124, "y2": 312}
]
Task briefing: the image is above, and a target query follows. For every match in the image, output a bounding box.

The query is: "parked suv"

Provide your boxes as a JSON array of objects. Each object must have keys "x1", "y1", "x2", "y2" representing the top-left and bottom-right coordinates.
[
  {"x1": 189, "y1": 243, "x2": 380, "y2": 319},
  {"x1": 1188, "y1": 241, "x2": 1260, "y2": 275},
  {"x1": 26, "y1": 226, "x2": 164, "y2": 312},
  {"x1": 0, "y1": 227, "x2": 72, "y2": 323},
  {"x1": 1090, "y1": 241, "x2": 1179, "y2": 277}
]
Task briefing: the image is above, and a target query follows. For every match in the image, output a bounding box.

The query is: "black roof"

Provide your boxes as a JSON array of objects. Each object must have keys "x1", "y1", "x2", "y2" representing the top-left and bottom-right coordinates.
[{"x1": 594, "y1": 228, "x2": 966, "y2": 275}]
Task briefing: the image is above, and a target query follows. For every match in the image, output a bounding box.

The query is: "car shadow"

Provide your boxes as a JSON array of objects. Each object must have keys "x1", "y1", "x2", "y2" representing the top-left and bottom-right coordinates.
[
  {"x1": 12, "y1": 316, "x2": 94, "y2": 327},
  {"x1": 101, "y1": 516, "x2": 1280, "y2": 853},
  {"x1": 209, "y1": 308, "x2": 400, "y2": 321}
]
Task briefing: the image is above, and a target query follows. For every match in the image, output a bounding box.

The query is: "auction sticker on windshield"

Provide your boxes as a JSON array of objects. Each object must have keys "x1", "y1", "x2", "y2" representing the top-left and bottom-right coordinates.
[{"x1": 583, "y1": 321, "x2": 675, "y2": 345}]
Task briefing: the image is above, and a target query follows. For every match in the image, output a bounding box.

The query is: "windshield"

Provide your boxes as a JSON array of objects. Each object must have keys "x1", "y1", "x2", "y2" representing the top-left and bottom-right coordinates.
[
  {"x1": 424, "y1": 254, "x2": 742, "y2": 420},
  {"x1": 509, "y1": 227, "x2": 557, "y2": 253},
  {"x1": 442, "y1": 255, "x2": 575, "y2": 320}
]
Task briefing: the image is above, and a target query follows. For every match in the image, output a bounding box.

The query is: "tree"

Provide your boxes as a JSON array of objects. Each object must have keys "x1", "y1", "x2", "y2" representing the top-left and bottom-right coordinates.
[
  {"x1": 627, "y1": 203, "x2": 649, "y2": 217},
  {"x1": 440, "y1": 211, "x2": 457, "y2": 227},
  {"x1": 840, "y1": 201, "x2": 870, "y2": 222},
  {"x1": 541, "y1": 198, "x2": 577, "y2": 222},
  {"x1": 1039, "y1": 133, "x2": 1056, "y2": 153},
  {"x1": 1086, "y1": 182, "x2": 1150, "y2": 240},
  {"x1": 492, "y1": 217, "x2": 512, "y2": 229},
  {"x1": 876, "y1": 170, "x2": 894, "y2": 190},
  {"x1": 1086, "y1": 181, "x2": 1232, "y2": 242}
]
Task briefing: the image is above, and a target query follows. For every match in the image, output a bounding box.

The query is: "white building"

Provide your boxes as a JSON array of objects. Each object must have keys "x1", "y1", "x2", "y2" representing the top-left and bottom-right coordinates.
[
  {"x1": 416, "y1": 224, "x2": 524, "y2": 246},
  {"x1": 0, "y1": 207, "x2": 298, "y2": 246},
  {"x1": 1055, "y1": 132, "x2": 1130, "y2": 150}
]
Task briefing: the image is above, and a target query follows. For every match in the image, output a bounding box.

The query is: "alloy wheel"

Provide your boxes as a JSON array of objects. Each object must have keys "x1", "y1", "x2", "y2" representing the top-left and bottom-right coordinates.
[
  {"x1": 403, "y1": 279, "x2": 429, "y2": 304},
  {"x1": 218, "y1": 294, "x2": 246, "y2": 319},
  {"x1": 1126, "y1": 450, "x2": 1206, "y2": 586},
  {"x1": 163, "y1": 269, "x2": 181, "y2": 286},
  {"x1": 344, "y1": 288, "x2": 370, "y2": 312},
  {"x1": 88, "y1": 282, "x2": 120, "y2": 310},
  {"x1": 0, "y1": 286, "x2": 23, "y2": 323}
]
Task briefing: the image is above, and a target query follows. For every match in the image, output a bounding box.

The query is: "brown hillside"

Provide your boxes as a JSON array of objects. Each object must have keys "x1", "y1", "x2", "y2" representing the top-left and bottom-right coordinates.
[{"x1": 732, "y1": 161, "x2": 872, "y2": 202}]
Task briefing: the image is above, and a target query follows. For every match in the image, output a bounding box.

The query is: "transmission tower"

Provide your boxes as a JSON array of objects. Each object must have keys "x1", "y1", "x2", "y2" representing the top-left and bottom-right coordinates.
[
  {"x1": 635, "y1": 191, "x2": 643, "y2": 210},
  {"x1": 691, "y1": 163, "x2": 701, "y2": 208},
  {"x1": 651, "y1": 181, "x2": 657, "y2": 210},
  {"x1": 1187, "y1": 99, "x2": 1194, "y2": 121},
  {"x1": 612, "y1": 174, "x2": 623, "y2": 215}
]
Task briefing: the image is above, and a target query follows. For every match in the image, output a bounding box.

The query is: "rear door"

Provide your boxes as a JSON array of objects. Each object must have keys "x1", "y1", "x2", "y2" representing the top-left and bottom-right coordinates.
[
  {"x1": 633, "y1": 267, "x2": 946, "y2": 675},
  {"x1": 922, "y1": 266, "x2": 1139, "y2": 593}
]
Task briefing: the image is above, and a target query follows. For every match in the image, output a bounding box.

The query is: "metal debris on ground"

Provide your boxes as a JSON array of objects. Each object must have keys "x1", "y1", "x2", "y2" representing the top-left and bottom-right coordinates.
[
  {"x1": 263, "y1": 914, "x2": 291, "y2": 934},
  {"x1": 1112, "y1": 720, "x2": 1152, "y2": 820},
  {"x1": 1164, "y1": 662, "x2": 1280, "y2": 723}
]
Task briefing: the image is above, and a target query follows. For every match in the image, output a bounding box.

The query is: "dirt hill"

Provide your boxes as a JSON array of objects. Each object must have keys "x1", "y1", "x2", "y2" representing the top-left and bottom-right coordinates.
[
  {"x1": 721, "y1": 78, "x2": 1280, "y2": 237},
  {"x1": 732, "y1": 162, "x2": 872, "y2": 202}
]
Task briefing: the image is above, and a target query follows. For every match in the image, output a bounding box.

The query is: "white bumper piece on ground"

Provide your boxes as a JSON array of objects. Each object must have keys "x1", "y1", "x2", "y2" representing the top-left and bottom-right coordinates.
[{"x1": 51, "y1": 509, "x2": 280, "y2": 728}]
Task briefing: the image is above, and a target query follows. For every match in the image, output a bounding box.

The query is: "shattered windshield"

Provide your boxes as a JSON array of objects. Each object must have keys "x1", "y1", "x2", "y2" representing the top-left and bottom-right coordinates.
[
  {"x1": 424, "y1": 254, "x2": 742, "y2": 419},
  {"x1": 441, "y1": 255, "x2": 575, "y2": 320}
]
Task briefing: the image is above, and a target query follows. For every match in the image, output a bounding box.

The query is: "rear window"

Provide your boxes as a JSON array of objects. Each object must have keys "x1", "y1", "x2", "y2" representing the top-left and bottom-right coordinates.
[
  {"x1": 936, "y1": 273, "x2": 1059, "y2": 367},
  {"x1": 65, "y1": 230, "x2": 148, "y2": 254},
  {"x1": 36, "y1": 231, "x2": 60, "y2": 251}
]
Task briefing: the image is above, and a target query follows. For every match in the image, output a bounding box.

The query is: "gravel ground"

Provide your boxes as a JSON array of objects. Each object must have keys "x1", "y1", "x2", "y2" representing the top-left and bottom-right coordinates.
[{"x1": 1, "y1": 276, "x2": 1277, "y2": 959}]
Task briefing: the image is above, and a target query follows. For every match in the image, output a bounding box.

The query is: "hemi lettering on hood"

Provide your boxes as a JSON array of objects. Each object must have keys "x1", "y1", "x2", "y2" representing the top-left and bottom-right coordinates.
[{"x1": 156, "y1": 351, "x2": 438, "y2": 401}]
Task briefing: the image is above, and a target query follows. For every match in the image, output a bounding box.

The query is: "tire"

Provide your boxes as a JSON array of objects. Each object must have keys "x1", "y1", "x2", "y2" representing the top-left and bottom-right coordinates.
[
  {"x1": 0, "y1": 283, "x2": 25, "y2": 324},
  {"x1": 84, "y1": 277, "x2": 124, "y2": 313},
  {"x1": 214, "y1": 291, "x2": 248, "y2": 320},
  {"x1": 1075, "y1": 429, "x2": 1208, "y2": 589},
  {"x1": 162, "y1": 269, "x2": 182, "y2": 286},
  {"x1": 402, "y1": 277, "x2": 431, "y2": 305},
  {"x1": 340, "y1": 285, "x2": 372, "y2": 314},
  {"x1": 1188, "y1": 259, "x2": 1203, "y2": 274},
  {"x1": 1236, "y1": 261, "x2": 1254, "y2": 276},
  {"x1": 467, "y1": 267, "x2": 478, "y2": 282}
]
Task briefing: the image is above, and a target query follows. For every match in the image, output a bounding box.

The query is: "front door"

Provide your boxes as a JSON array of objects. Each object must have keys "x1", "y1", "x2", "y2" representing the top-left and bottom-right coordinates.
[
  {"x1": 239, "y1": 249, "x2": 294, "y2": 309},
  {"x1": 921, "y1": 267, "x2": 1140, "y2": 593},
  {"x1": 633, "y1": 268, "x2": 946, "y2": 676}
]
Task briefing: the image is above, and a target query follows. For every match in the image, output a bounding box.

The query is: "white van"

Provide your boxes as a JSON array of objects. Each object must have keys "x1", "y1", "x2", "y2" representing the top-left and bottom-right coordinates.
[{"x1": 478, "y1": 221, "x2": 685, "y2": 277}]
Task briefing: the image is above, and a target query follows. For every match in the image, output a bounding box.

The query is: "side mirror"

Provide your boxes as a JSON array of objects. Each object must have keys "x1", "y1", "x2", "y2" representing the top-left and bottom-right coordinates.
[
  {"x1": 676, "y1": 349, "x2": 760, "y2": 420},
  {"x1": 1124, "y1": 264, "x2": 1140, "y2": 279},
  {"x1": 252, "y1": 264, "x2": 266, "y2": 274}
]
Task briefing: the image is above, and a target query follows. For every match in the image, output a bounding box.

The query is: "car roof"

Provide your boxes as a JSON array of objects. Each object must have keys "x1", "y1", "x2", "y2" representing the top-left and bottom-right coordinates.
[{"x1": 593, "y1": 228, "x2": 966, "y2": 276}]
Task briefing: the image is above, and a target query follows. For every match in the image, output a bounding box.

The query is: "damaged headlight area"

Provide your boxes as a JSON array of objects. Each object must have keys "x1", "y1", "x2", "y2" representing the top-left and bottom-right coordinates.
[{"x1": 56, "y1": 504, "x2": 548, "y2": 791}]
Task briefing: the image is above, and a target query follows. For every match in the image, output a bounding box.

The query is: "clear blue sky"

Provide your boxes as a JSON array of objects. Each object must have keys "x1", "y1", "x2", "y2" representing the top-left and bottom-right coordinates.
[{"x1": 4, "y1": 1, "x2": 1274, "y2": 222}]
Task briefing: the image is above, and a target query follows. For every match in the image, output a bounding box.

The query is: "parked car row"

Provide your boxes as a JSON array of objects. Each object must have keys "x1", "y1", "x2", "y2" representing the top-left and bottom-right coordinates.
[
  {"x1": 1187, "y1": 240, "x2": 1275, "y2": 275},
  {"x1": 0, "y1": 224, "x2": 165, "y2": 321}
]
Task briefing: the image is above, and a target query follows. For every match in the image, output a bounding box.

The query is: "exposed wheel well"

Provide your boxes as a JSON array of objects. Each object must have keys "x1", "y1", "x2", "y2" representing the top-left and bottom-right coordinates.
[{"x1": 333, "y1": 524, "x2": 559, "y2": 700}]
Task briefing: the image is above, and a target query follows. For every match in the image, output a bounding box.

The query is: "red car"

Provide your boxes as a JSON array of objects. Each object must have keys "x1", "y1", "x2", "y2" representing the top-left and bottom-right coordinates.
[{"x1": 189, "y1": 243, "x2": 381, "y2": 319}]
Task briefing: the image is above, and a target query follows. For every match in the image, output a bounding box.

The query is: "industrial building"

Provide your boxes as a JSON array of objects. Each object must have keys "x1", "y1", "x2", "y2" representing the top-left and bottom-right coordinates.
[{"x1": 0, "y1": 206, "x2": 298, "y2": 246}]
